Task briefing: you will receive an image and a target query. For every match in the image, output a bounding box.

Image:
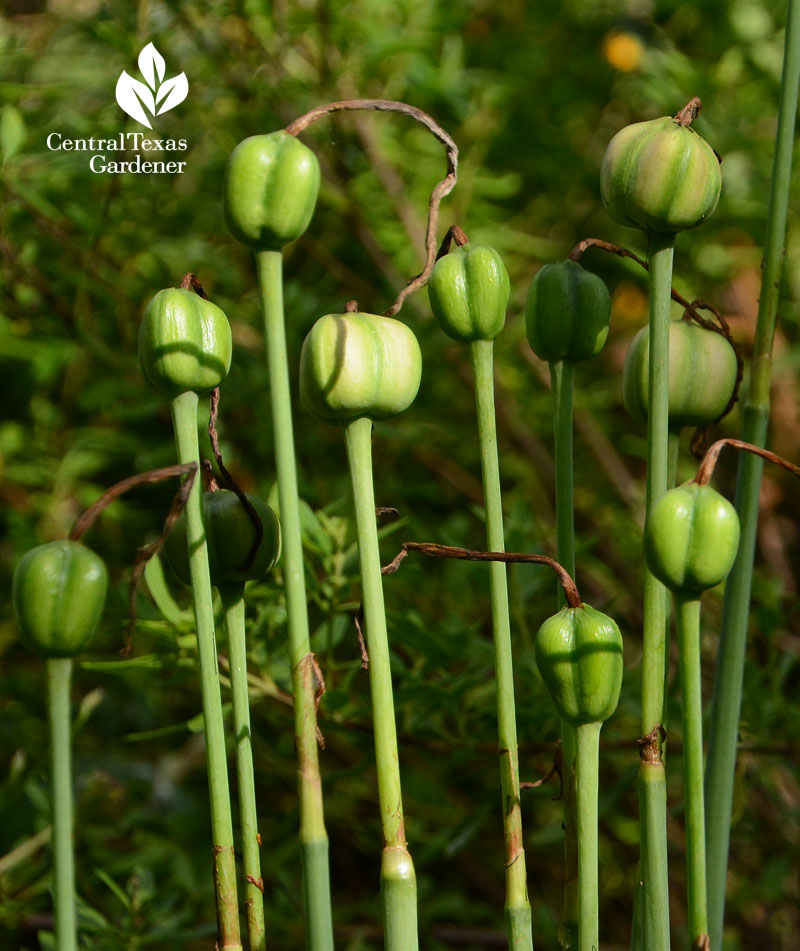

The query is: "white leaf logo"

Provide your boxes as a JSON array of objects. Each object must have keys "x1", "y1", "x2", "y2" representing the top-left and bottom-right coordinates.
[
  {"x1": 116, "y1": 43, "x2": 188, "y2": 129},
  {"x1": 138, "y1": 42, "x2": 165, "y2": 90},
  {"x1": 156, "y1": 73, "x2": 189, "y2": 115}
]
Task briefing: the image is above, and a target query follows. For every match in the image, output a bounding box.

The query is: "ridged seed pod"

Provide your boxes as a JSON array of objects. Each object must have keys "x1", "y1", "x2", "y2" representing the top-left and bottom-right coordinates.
[
  {"x1": 165, "y1": 490, "x2": 281, "y2": 588},
  {"x1": 644, "y1": 483, "x2": 740, "y2": 596},
  {"x1": 13, "y1": 540, "x2": 108, "y2": 658},
  {"x1": 223, "y1": 131, "x2": 320, "y2": 251},
  {"x1": 525, "y1": 260, "x2": 611, "y2": 363},
  {"x1": 138, "y1": 288, "x2": 232, "y2": 397},
  {"x1": 601, "y1": 114, "x2": 721, "y2": 234},
  {"x1": 535, "y1": 604, "x2": 624, "y2": 727},
  {"x1": 427, "y1": 243, "x2": 510, "y2": 343},
  {"x1": 622, "y1": 320, "x2": 738, "y2": 428},
  {"x1": 300, "y1": 312, "x2": 422, "y2": 423}
]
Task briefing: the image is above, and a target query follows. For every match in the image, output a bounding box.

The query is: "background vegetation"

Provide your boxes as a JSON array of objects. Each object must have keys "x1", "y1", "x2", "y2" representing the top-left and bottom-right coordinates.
[{"x1": 1, "y1": 0, "x2": 799, "y2": 948}]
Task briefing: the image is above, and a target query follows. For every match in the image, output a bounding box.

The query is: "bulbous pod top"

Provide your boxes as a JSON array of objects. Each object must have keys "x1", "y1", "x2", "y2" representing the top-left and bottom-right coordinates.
[
  {"x1": 300, "y1": 312, "x2": 422, "y2": 424},
  {"x1": 138, "y1": 288, "x2": 232, "y2": 397},
  {"x1": 223, "y1": 130, "x2": 321, "y2": 251},
  {"x1": 622, "y1": 319, "x2": 738, "y2": 429},
  {"x1": 13, "y1": 540, "x2": 108, "y2": 658},
  {"x1": 535, "y1": 604, "x2": 624, "y2": 727},
  {"x1": 644, "y1": 482, "x2": 740, "y2": 597},
  {"x1": 427, "y1": 243, "x2": 510, "y2": 343},
  {"x1": 601, "y1": 115, "x2": 721, "y2": 234},
  {"x1": 525, "y1": 259, "x2": 611, "y2": 363},
  {"x1": 165, "y1": 490, "x2": 281, "y2": 588}
]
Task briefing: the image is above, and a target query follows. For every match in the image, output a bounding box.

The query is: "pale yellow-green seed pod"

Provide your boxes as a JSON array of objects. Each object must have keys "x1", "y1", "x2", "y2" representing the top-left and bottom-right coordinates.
[
  {"x1": 622, "y1": 320, "x2": 738, "y2": 428},
  {"x1": 300, "y1": 311, "x2": 422, "y2": 424},
  {"x1": 601, "y1": 114, "x2": 721, "y2": 234}
]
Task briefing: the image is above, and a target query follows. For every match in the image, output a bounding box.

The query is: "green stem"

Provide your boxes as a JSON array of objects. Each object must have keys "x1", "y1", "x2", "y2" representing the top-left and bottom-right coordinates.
[
  {"x1": 551, "y1": 360, "x2": 576, "y2": 587},
  {"x1": 559, "y1": 722, "x2": 578, "y2": 951},
  {"x1": 221, "y1": 584, "x2": 266, "y2": 951},
  {"x1": 675, "y1": 596, "x2": 708, "y2": 947},
  {"x1": 256, "y1": 250, "x2": 333, "y2": 951},
  {"x1": 639, "y1": 231, "x2": 675, "y2": 951},
  {"x1": 471, "y1": 340, "x2": 533, "y2": 951},
  {"x1": 575, "y1": 721, "x2": 602, "y2": 951},
  {"x1": 631, "y1": 430, "x2": 679, "y2": 951},
  {"x1": 639, "y1": 760, "x2": 669, "y2": 950},
  {"x1": 667, "y1": 428, "x2": 681, "y2": 489},
  {"x1": 171, "y1": 390, "x2": 242, "y2": 951},
  {"x1": 706, "y1": 3, "x2": 800, "y2": 946},
  {"x1": 550, "y1": 357, "x2": 577, "y2": 950},
  {"x1": 47, "y1": 657, "x2": 77, "y2": 951},
  {"x1": 344, "y1": 416, "x2": 418, "y2": 951}
]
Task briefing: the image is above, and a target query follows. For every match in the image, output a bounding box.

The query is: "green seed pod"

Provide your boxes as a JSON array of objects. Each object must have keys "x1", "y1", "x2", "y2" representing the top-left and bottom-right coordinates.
[
  {"x1": 138, "y1": 288, "x2": 232, "y2": 397},
  {"x1": 223, "y1": 131, "x2": 321, "y2": 251},
  {"x1": 165, "y1": 490, "x2": 281, "y2": 588},
  {"x1": 427, "y1": 243, "x2": 510, "y2": 343},
  {"x1": 644, "y1": 482, "x2": 740, "y2": 596},
  {"x1": 525, "y1": 260, "x2": 611, "y2": 363},
  {"x1": 622, "y1": 320, "x2": 738, "y2": 428},
  {"x1": 535, "y1": 604, "x2": 623, "y2": 727},
  {"x1": 601, "y1": 115, "x2": 721, "y2": 234},
  {"x1": 13, "y1": 540, "x2": 107, "y2": 658},
  {"x1": 300, "y1": 311, "x2": 422, "y2": 424}
]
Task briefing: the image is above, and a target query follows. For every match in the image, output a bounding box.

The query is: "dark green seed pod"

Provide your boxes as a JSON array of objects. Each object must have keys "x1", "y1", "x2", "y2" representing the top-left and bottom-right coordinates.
[
  {"x1": 165, "y1": 490, "x2": 281, "y2": 588},
  {"x1": 525, "y1": 260, "x2": 611, "y2": 363},
  {"x1": 13, "y1": 540, "x2": 107, "y2": 658},
  {"x1": 138, "y1": 288, "x2": 232, "y2": 397},
  {"x1": 223, "y1": 131, "x2": 321, "y2": 251},
  {"x1": 644, "y1": 482, "x2": 740, "y2": 597},
  {"x1": 535, "y1": 604, "x2": 624, "y2": 727},
  {"x1": 623, "y1": 319, "x2": 738, "y2": 428},
  {"x1": 427, "y1": 243, "x2": 510, "y2": 343},
  {"x1": 601, "y1": 114, "x2": 721, "y2": 234},
  {"x1": 300, "y1": 312, "x2": 422, "y2": 424}
]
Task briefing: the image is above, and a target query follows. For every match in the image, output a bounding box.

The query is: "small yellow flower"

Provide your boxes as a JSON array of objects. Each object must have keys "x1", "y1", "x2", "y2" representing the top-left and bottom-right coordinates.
[{"x1": 604, "y1": 31, "x2": 644, "y2": 71}]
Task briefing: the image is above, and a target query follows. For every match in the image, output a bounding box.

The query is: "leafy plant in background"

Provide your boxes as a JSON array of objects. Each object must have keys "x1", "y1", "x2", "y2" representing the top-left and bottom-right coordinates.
[{"x1": 1, "y1": 2, "x2": 800, "y2": 950}]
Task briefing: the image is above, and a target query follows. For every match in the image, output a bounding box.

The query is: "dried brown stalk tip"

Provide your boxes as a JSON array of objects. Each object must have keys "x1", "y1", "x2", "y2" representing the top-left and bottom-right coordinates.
[
  {"x1": 675, "y1": 96, "x2": 702, "y2": 127},
  {"x1": 180, "y1": 272, "x2": 209, "y2": 299},
  {"x1": 436, "y1": 224, "x2": 470, "y2": 260}
]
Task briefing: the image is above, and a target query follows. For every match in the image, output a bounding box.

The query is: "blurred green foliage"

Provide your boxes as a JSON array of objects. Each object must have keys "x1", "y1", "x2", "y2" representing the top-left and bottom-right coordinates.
[{"x1": 1, "y1": 1, "x2": 799, "y2": 949}]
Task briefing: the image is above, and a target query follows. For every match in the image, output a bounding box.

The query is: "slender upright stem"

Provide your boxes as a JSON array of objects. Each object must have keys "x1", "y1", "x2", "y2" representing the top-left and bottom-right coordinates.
[
  {"x1": 667, "y1": 428, "x2": 681, "y2": 490},
  {"x1": 550, "y1": 357, "x2": 577, "y2": 950},
  {"x1": 255, "y1": 250, "x2": 333, "y2": 951},
  {"x1": 471, "y1": 340, "x2": 533, "y2": 951},
  {"x1": 638, "y1": 760, "x2": 669, "y2": 950},
  {"x1": 706, "y1": 4, "x2": 800, "y2": 946},
  {"x1": 344, "y1": 416, "x2": 418, "y2": 951},
  {"x1": 47, "y1": 657, "x2": 77, "y2": 951},
  {"x1": 551, "y1": 360, "x2": 576, "y2": 587},
  {"x1": 675, "y1": 596, "x2": 708, "y2": 948},
  {"x1": 575, "y1": 721, "x2": 602, "y2": 951},
  {"x1": 631, "y1": 429, "x2": 679, "y2": 951},
  {"x1": 641, "y1": 233, "x2": 675, "y2": 733},
  {"x1": 171, "y1": 390, "x2": 242, "y2": 951},
  {"x1": 639, "y1": 231, "x2": 675, "y2": 951},
  {"x1": 221, "y1": 584, "x2": 266, "y2": 951},
  {"x1": 559, "y1": 722, "x2": 578, "y2": 951}
]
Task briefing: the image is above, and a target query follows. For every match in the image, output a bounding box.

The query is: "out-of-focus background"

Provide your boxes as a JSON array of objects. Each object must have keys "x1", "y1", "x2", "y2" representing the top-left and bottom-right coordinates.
[{"x1": 1, "y1": 1, "x2": 799, "y2": 948}]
